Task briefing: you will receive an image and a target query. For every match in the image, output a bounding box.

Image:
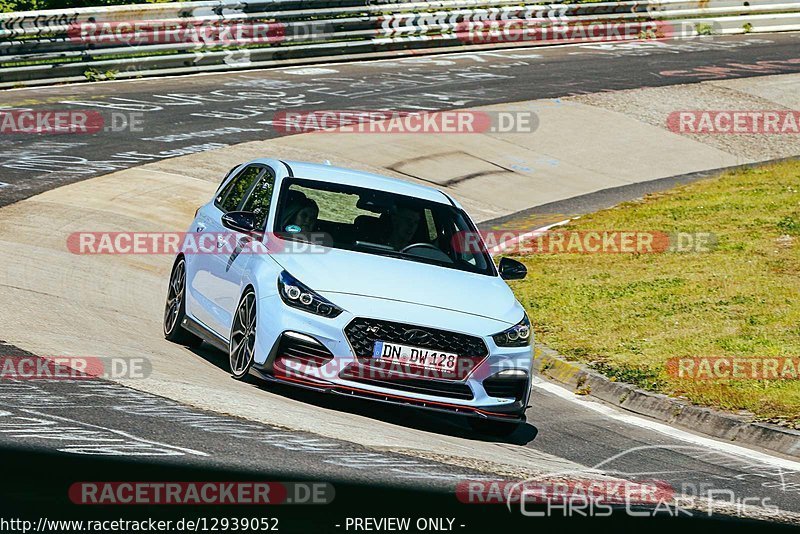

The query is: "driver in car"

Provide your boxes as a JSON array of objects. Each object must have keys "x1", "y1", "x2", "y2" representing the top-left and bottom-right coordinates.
[
  {"x1": 282, "y1": 197, "x2": 319, "y2": 233},
  {"x1": 386, "y1": 204, "x2": 422, "y2": 250}
]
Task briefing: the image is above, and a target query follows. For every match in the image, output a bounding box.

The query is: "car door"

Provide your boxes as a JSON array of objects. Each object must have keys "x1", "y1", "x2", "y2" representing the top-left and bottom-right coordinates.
[
  {"x1": 188, "y1": 164, "x2": 265, "y2": 336},
  {"x1": 210, "y1": 165, "x2": 277, "y2": 339}
]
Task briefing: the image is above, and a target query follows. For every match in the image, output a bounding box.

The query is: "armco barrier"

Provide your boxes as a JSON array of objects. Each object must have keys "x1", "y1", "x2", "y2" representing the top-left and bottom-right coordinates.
[{"x1": 1, "y1": 0, "x2": 799, "y2": 87}]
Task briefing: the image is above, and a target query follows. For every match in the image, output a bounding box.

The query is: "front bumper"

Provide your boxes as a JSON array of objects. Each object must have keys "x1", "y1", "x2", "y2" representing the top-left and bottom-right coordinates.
[
  {"x1": 252, "y1": 294, "x2": 533, "y2": 422},
  {"x1": 250, "y1": 364, "x2": 527, "y2": 422}
]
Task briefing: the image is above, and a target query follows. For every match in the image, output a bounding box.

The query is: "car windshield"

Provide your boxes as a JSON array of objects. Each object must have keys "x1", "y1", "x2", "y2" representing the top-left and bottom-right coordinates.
[{"x1": 274, "y1": 178, "x2": 496, "y2": 276}]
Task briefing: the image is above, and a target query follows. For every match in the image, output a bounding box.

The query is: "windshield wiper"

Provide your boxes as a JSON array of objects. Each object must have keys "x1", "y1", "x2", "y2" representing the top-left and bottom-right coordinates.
[
  {"x1": 354, "y1": 240, "x2": 395, "y2": 252},
  {"x1": 353, "y1": 241, "x2": 454, "y2": 267},
  {"x1": 353, "y1": 241, "x2": 407, "y2": 259}
]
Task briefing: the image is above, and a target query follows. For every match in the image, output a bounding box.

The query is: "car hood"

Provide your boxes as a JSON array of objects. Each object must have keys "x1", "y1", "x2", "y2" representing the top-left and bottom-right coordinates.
[{"x1": 270, "y1": 247, "x2": 522, "y2": 325}]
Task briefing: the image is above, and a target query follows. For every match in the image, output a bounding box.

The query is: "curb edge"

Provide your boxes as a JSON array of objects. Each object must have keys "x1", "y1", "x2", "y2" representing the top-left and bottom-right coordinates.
[{"x1": 533, "y1": 344, "x2": 800, "y2": 459}]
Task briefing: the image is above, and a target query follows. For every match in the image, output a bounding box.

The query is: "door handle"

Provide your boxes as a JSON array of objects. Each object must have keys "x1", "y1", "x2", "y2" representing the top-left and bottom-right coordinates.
[{"x1": 196, "y1": 223, "x2": 206, "y2": 232}]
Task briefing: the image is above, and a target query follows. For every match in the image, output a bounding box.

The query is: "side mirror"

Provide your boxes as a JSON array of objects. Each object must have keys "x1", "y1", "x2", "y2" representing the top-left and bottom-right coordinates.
[
  {"x1": 221, "y1": 211, "x2": 257, "y2": 234},
  {"x1": 499, "y1": 257, "x2": 527, "y2": 281}
]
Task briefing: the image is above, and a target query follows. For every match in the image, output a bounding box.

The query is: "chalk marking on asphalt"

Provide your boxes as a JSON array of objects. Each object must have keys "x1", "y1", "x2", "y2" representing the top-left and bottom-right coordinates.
[
  {"x1": 5, "y1": 384, "x2": 485, "y2": 480},
  {"x1": 20, "y1": 408, "x2": 209, "y2": 457},
  {"x1": 283, "y1": 67, "x2": 339, "y2": 75},
  {"x1": 531, "y1": 378, "x2": 800, "y2": 472},
  {"x1": 4, "y1": 34, "x2": 769, "y2": 93}
]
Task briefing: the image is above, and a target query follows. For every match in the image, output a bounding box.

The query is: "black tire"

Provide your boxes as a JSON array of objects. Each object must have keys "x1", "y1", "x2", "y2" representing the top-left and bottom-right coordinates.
[
  {"x1": 468, "y1": 416, "x2": 524, "y2": 437},
  {"x1": 229, "y1": 289, "x2": 257, "y2": 379},
  {"x1": 163, "y1": 257, "x2": 203, "y2": 348}
]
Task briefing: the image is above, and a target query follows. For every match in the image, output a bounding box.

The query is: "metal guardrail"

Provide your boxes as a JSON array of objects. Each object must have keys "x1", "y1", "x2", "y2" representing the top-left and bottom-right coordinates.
[{"x1": 0, "y1": 0, "x2": 798, "y2": 87}]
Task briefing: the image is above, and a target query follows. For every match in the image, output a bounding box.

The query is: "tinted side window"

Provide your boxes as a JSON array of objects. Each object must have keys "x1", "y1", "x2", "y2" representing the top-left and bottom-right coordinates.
[
  {"x1": 216, "y1": 166, "x2": 263, "y2": 212},
  {"x1": 240, "y1": 169, "x2": 276, "y2": 229},
  {"x1": 215, "y1": 165, "x2": 240, "y2": 195}
]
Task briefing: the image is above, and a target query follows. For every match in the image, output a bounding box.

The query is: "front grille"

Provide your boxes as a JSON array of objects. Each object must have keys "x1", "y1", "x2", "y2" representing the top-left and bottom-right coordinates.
[
  {"x1": 340, "y1": 365, "x2": 474, "y2": 400},
  {"x1": 276, "y1": 333, "x2": 334, "y2": 367},
  {"x1": 344, "y1": 318, "x2": 490, "y2": 381},
  {"x1": 483, "y1": 375, "x2": 529, "y2": 401},
  {"x1": 345, "y1": 318, "x2": 489, "y2": 359}
]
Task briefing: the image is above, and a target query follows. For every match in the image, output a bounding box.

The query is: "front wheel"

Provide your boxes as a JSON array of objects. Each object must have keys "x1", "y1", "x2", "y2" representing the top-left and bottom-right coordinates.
[
  {"x1": 468, "y1": 416, "x2": 524, "y2": 437},
  {"x1": 229, "y1": 289, "x2": 257, "y2": 379},
  {"x1": 164, "y1": 257, "x2": 203, "y2": 348}
]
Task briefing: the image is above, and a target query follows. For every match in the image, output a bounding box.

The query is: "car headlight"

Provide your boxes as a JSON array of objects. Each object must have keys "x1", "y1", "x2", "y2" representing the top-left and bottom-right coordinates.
[
  {"x1": 277, "y1": 271, "x2": 343, "y2": 318},
  {"x1": 492, "y1": 314, "x2": 532, "y2": 347}
]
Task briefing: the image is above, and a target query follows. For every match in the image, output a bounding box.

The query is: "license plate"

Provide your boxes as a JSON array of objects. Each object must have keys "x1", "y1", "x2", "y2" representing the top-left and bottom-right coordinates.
[{"x1": 372, "y1": 341, "x2": 458, "y2": 373}]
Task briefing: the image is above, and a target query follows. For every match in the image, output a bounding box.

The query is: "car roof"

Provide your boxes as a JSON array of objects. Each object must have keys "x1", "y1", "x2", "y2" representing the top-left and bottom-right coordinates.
[{"x1": 257, "y1": 159, "x2": 453, "y2": 205}]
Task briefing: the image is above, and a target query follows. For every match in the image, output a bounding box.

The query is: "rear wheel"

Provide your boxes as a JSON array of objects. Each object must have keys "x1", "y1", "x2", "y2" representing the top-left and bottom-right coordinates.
[
  {"x1": 229, "y1": 289, "x2": 257, "y2": 379},
  {"x1": 468, "y1": 416, "x2": 523, "y2": 437},
  {"x1": 164, "y1": 258, "x2": 203, "y2": 348}
]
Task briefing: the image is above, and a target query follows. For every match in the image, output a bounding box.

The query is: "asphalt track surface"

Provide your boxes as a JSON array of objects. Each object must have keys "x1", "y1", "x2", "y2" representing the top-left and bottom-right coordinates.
[
  {"x1": 1, "y1": 33, "x2": 800, "y2": 206},
  {"x1": 1, "y1": 33, "x2": 800, "y2": 529}
]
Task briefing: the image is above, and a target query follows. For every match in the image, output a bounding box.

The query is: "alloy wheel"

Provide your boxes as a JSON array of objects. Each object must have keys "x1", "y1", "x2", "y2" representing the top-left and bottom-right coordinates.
[
  {"x1": 230, "y1": 291, "x2": 257, "y2": 377},
  {"x1": 164, "y1": 260, "x2": 185, "y2": 335}
]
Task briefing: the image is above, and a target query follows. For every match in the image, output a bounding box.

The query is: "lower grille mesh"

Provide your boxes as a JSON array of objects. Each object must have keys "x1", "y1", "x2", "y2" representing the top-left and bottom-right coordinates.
[{"x1": 277, "y1": 334, "x2": 333, "y2": 367}]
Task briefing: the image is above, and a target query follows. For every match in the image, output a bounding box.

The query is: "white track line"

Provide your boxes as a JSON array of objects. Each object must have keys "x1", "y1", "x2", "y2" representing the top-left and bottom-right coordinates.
[
  {"x1": 532, "y1": 378, "x2": 800, "y2": 471},
  {"x1": 489, "y1": 218, "x2": 572, "y2": 254}
]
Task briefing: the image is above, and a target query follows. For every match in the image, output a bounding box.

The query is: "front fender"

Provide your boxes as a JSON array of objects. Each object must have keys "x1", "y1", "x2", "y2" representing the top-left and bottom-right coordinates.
[{"x1": 241, "y1": 252, "x2": 281, "y2": 301}]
